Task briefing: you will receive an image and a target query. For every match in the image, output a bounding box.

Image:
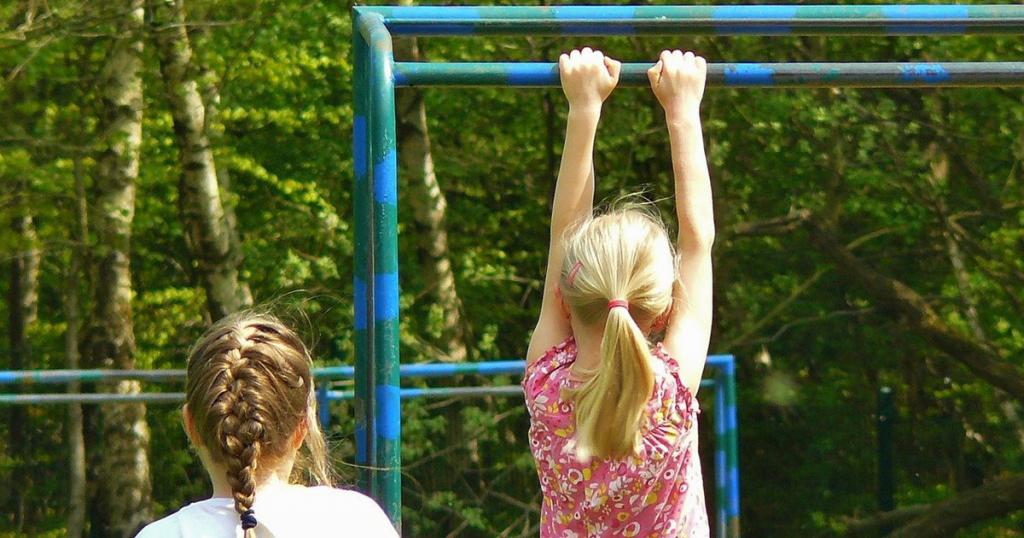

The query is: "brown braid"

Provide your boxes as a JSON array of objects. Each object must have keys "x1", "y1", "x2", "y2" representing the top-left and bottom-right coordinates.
[{"x1": 185, "y1": 315, "x2": 334, "y2": 536}]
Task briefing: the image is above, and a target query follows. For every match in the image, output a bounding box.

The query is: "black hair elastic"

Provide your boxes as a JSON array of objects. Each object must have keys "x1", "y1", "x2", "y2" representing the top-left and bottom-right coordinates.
[{"x1": 240, "y1": 509, "x2": 258, "y2": 530}]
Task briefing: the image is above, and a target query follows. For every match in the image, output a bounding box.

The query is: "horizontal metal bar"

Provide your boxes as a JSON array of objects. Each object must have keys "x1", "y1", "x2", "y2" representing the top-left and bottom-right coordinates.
[
  {"x1": 0, "y1": 392, "x2": 186, "y2": 405},
  {"x1": 0, "y1": 356, "x2": 734, "y2": 386},
  {"x1": 0, "y1": 369, "x2": 186, "y2": 384},
  {"x1": 394, "y1": 62, "x2": 1024, "y2": 88},
  {"x1": 328, "y1": 385, "x2": 525, "y2": 400},
  {"x1": 358, "y1": 5, "x2": 1024, "y2": 36},
  {"x1": 0, "y1": 376, "x2": 720, "y2": 405},
  {"x1": 0, "y1": 361, "x2": 523, "y2": 385}
]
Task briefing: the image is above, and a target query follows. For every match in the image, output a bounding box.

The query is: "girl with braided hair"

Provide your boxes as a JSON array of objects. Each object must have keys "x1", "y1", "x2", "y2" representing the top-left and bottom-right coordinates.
[{"x1": 138, "y1": 314, "x2": 396, "y2": 537}]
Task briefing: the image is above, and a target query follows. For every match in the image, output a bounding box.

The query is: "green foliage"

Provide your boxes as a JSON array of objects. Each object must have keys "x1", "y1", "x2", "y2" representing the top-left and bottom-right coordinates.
[{"x1": 1, "y1": 0, "x2": 1023, "y2": 535}]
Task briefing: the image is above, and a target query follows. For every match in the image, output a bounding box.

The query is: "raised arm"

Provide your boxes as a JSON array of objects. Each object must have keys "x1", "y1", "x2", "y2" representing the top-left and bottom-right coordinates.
[
  {"x1": 527, "y1": 48, "x2": 621, "y2": 364},
  {"x1": 648, "y1": 50, "x2": 715, "y2": 392}
]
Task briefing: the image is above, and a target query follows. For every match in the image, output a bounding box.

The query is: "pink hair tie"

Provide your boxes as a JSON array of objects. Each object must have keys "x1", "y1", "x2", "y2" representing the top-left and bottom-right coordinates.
[
  {"x1": 566, "y1": 260, "x2": 583, "y2": 286},
  {"x1": 607, "y1": 299, "x2": 629, "y2": 311}
]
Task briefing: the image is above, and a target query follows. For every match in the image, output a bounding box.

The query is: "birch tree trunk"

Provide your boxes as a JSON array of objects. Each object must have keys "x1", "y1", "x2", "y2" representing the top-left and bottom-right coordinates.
[
  {"x1": 65, "y1": 159, "x2": 88, "y2": 538},
  {"x1": 86, "y1": 1, "x2": 152, "y2": 534},
  {"x1": 393, "y1": 21, "x2": 468, "y2": 363},
  {"x1": 150, "y1": 0, "x2": 251, "y2": 321},
  {"x1": 927, "y1": 142, "x2": 1024, "y2": 450},
  {"x1": 7, "y1": 179, "x2": 39, "y2": 532}
]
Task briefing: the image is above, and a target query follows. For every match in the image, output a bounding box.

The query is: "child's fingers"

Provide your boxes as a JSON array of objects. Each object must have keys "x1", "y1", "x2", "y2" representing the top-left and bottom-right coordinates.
[
  {"x1": 647, "y1": 60, "x2": 663, "y2": 87},
  {"x1": 605, "y1": 57, "x2": 622, "y2": 82},
  {"x1": 559, "y1": 53, "x2": 569, "y2": 72},
  {"x1": 695, "y1": 55, "x2": 707, "y2": 75}
]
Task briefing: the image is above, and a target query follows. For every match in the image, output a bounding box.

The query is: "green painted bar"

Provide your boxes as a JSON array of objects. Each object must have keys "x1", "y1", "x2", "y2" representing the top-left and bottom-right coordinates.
[
  {"x1": 0, "y1": 392, "x2": 186, "y2": 404},
  {"x1": 352, "y1": 11, "x2": 375, "y2": 496},
  {"x1": 362, "y1": 11, "x2": 403, "y2": 529},
  {"x1": 371, "y1": 202, "x2": 400, "y2": 274},
  {"x1": 358, "y1": 5, "x2": 1024, "y2": 36},
  {"x1": 0, "y1": 369, "x2": 185, "y2": 385},
  {"x1": 394, "y1": 62, "x2": 1024, "y2": 89}
]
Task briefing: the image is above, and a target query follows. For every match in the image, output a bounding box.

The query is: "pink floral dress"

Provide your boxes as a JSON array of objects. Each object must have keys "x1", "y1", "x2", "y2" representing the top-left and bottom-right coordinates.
[{"x1": 523, "y1": 338, "x2": 709, "y2": 538}]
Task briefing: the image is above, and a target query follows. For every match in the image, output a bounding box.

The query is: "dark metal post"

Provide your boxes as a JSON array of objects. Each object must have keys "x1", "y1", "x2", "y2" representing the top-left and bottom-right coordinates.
[{"x1": 878, "y1": 387, "x2": 895, "y2": 521}]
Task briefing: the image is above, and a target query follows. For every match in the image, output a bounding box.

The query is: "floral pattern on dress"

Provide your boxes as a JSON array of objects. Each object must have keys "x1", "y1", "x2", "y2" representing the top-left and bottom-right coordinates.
[{"x1": 523, "y1": 338, "x2": 710, "y2": 538}]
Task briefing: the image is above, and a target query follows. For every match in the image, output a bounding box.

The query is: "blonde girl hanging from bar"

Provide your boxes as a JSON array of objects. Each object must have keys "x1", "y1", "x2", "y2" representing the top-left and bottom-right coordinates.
[{"x1": 523, "y1": 47, "x2": 715, "y2": 538}]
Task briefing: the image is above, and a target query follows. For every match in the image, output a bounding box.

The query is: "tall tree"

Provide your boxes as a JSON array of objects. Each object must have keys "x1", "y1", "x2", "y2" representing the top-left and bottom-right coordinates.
[
  {"x1": 65, "y1": 158, "x2": 88, "y2": 538},
  {"x1": 85, "y1": 0, "x2": 152, "y2": 534},
  {"x1": 150, "y1": 0, "x2": 251, "y2": 321},
  {"x1": 6, "y1": 179, "x2": 40, "y2": 531},
  {"x1": 393, "y1": 5, "x2": 468, "y2": 363}
]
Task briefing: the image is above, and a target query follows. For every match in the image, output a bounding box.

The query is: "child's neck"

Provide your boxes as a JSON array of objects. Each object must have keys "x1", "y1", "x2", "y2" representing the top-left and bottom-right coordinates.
[
  {"x1": 570, "y1": 320, "x2": 605, "y2": 372},
  {"x1": 204, "y1": 456, "x2": 297, "y2": 499}
]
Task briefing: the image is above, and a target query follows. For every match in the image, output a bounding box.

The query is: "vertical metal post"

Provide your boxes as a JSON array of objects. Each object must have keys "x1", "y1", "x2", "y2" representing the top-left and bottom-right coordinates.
[
  {"x1": 723, "y1": 356, "x2": 740, "y2": 537},
  {"x1": 361, "y1": 12, "x2": 402, "y2": 529},
  {"x1": 317, "y1": 383, "x2": 330, "y2": 430},
  {"x1": 714, "y1": 374, "x2": 727, "y2": 537},
  {"x1": 878, "y1": 387, "x2": 894, "y2": 526},
  {"x1": 352, "y1": 12, "x2": 376, "y2": 496}
]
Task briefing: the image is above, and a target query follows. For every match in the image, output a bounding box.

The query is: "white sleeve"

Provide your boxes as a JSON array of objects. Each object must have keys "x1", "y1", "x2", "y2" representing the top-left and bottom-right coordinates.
[
  {"x1": 332, "y1": 489, "x2": 399, "y2": 537},
  {"x1": 134, "y1": 516, "x2": 180, "y2": 538}
]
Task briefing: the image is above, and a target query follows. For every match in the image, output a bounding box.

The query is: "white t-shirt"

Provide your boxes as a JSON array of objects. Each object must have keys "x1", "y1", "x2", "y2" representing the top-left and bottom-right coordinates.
[{"x1": 137, "y1": 484, "x2": 398, "y2": 537}]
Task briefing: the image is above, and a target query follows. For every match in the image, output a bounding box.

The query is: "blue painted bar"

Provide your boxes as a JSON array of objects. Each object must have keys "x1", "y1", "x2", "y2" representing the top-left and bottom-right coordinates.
[
  {"x1": 715, "y1": 366, "x2": 728, "y2": 538},
  {"x1": 352, "y1": 9, "x2": 375, "y2": 494},
  {"x1": 362, "y1": 10, "x2": 403, "y2": 525},
  {"x1": 0, "y1": 378, "x2": 719, "y2": 405},
  {"x1": 0, "y1": 356, "x2": 734, "y2": 384},
  {"x1": 316, "y1": 384, "x2": 330, "y2": 429},
  {"x1": 0, "y1": 369, "x2": 187, "y2": 384},
  {"x1": 722, "y1": 356, "x2": 741, "y2": 534},
  {"x1": 374, "y1": 273, "x2": 400, "y2": 322},
  {"x1": 0, "y1": 392, "x2": 186, "y2": 404},
  {"x1": 328, "y1": 385, "x2": 525, "y2": 401},
  {"x1": 393, "y1": 61, "x2": 1024, "y2": 89},
  {"x1": 358, "y1": 5, "x2": 1024, "y2": 36}
]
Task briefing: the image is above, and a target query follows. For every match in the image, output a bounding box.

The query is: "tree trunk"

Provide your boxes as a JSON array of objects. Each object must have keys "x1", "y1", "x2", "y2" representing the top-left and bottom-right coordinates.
[
  {"x1": 7, "y1": 179, "x2": 39, "y2": 532},
  {"x1": 150, "y1": 0, "x2": 251, "y2": 321},
  {"x1": 65, "y1": 159, "x2": 88, "y2": 538},
  {"x1": 835, "y1": 504, "x2": 931, "y2": 537},
  {"x1": 801, "y1": 215, "x2": 1024, "y2": 403},
  {"x1": 926, "y1": 143, "x2": 1024, "y2": 450},
  {"x1": 86, "y1": 1, "x2": 152, "y2": 534},
  {"x1": 393, "y1": 24, "x2": 468, "y2": 363},
  {"x1": 888, "y1": 474, "x2": 1024, "y2": 537}
]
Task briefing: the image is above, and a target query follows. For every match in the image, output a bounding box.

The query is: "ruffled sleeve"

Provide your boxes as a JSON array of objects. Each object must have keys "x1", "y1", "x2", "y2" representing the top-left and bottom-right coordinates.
[
  {"x1": 653, "y1": 343, "x2": 700, "y2": 420},
  {"x1": 522, "y1": 338, "x2": 575, "y2": 407}
]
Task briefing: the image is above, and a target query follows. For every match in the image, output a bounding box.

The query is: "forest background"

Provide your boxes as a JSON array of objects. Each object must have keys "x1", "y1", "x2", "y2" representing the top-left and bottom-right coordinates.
[{"x1": 1, "y1": 0, "x2": 1023, "y2": 536}]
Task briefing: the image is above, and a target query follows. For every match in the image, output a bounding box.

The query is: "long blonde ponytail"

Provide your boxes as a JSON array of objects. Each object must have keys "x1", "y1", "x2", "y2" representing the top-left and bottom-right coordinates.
[
  {"x1": 560, "y1": 206, "x2": 675, "y2": 460},
  {"x1": 572, "y1": 304, "x2": 656, "y2": 460}
]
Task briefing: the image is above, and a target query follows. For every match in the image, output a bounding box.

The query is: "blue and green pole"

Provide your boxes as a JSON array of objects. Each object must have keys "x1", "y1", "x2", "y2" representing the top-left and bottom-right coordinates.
[
  {"x1": 359, "y1": 11, "x2": 402, "y2": 529},
  {"x1": 352, "y1": 9, "x2": 375, "y2": 497},
  {"x1": 360, "y1": 5, "x2": 1024, "y2": 36},
  {"x1": 722, "y1": 356, "x2": 740, "y2": 537},
  {"x1": 394, "y1": 62, "x2": 1024, "y2": 88}
]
